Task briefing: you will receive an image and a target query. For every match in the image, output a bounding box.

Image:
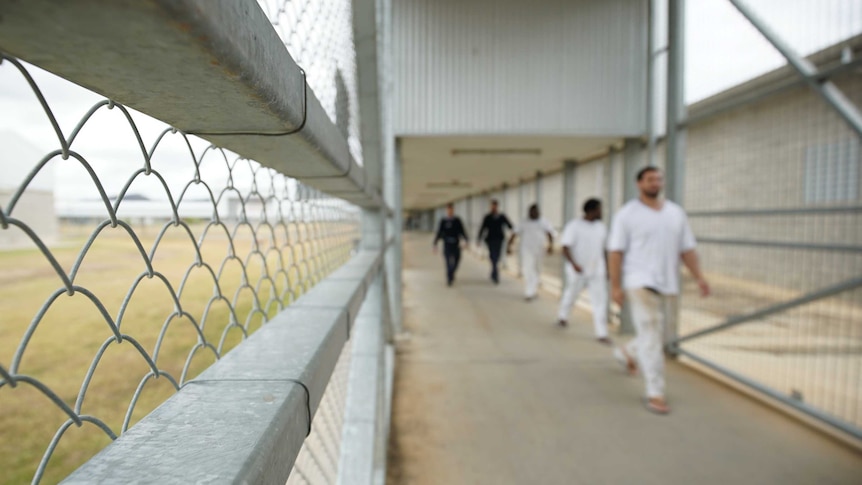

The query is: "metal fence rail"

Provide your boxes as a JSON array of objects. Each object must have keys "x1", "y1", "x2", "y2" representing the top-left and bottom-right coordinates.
[
  {"x1": 0, "y1": 51, "x2": 360, "y2": 483},
  {"x1": 0, "y1": 0, "x2": 380, "y2": 208},
  {"x1": 288, "y1": 342, "x2": 352, "y2": 485},
  {"x1": 258, "y1": 0, "x2": 363, "y2": 168},
  {"x1": 61, "y1": 247, "x2": 387, "y2": 484}
]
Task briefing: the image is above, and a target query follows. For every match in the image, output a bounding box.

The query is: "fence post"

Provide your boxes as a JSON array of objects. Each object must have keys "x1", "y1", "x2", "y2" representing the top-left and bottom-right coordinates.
[
  {"x1": 619, "y1": 138, "x2": 643, "y2": 335},
  {"x1": 664, "y1": 0, "x2": 687, "y2": 350},
  {"x1": 562, "y1": 160, "x2": 577, "y2": 282},
  {"x1": 535, "y1": 170, "x2": 543, "y2": 206}
]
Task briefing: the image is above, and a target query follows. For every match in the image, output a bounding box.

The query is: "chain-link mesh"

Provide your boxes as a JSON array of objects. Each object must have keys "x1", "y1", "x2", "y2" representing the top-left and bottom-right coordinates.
[
  {"x1": 679, "y1": 2, "x2": 862, "y2": 432},
  {"x1": 258, "y1": 0, "x2": 363, "y2": 166},
  {"x1": 0, "y1": 52, "x2": 360, "y2": 484},
  {"x1": 255, "y1": 4, "x2": 374, "y2": 482},
  {"x1": 286, "y1": 340, "x2": 352, "y2": 485}
]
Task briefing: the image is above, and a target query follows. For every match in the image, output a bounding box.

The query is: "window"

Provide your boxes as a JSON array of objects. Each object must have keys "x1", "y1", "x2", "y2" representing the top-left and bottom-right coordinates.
[{"x1": 804, "y1": 139, "x2": 860, "y2": 203}]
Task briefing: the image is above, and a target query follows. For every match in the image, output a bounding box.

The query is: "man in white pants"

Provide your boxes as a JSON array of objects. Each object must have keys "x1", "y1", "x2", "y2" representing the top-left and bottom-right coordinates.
[
  {"x1": 507, "y1": 204, "x2": 555, "y2": 301},
  {"x1": 557, "y1": 198, "x2": 609, "y2": 343},
  {"x1": 607, "y1": 167, "x2": 710, "y2": 415}
]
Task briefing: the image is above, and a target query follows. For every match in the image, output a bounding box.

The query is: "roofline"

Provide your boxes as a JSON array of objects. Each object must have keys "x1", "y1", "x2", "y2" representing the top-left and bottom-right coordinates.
[{"x1": 688, "y1": 33, "x2": 862, "y2": 120}]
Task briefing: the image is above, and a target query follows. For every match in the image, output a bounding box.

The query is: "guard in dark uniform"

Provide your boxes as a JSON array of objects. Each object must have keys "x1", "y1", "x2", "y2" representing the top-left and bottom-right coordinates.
[
  {"x1": 477, "y1": 199, "x2": 513, "y2": 284},
  {"x1": 433, "y1": 203, "x2": 469, "y2": 286}
]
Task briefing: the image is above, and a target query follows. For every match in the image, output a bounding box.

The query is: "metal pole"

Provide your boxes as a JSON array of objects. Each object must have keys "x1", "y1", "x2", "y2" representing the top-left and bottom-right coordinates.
[
  {"x1": 727, "y1": 0, "x2": 862, "y2": 138},
  {"x1": 675, "y1": 275, "x2": 862, "y2": 344},
  {"x1": 535, "y1": 171, "x2": 543, "y2": 207},
  {"x1": 664, "y1": 0, "x2": 686, "y2": 349},
  {"x1": 688, "y1": 205, "x2": 862, "y2": 217},
  {"x1": 665, "y1": 0, "x2": 686, "y2": 205},
  {"x1": 619, "y1": 139, "x2": 642, "y2": 336},
  {"x1": 518, "y1": 181, "x2": 525, "y2": 276},
  {"x1": 562, "y1": 159, "x2": 577, "y2": 282},
  {"x1": 606, "y1": 146, "x2": 617, "y2": 223},
  {"x1": 563, "y1": 160, "x2": 577, "y2": 223},
  {"x1": 696, "y1": 238, "x2": 862, "y2": 253},
  {"x1": 683, "y1": 57, "x2": 862, "y2": 127},
  {"x1": 622, "y1": 139, "x2": 641, "y2": 206},
  {"x1": 466, "y1": 195, "x2": 473, "y2": 239},
  {"x1": 518, "y1": 180, "x2": 526, "y2": 222},
  {"x1": 646, "y1": 0, "x2": 656, "y2": 167},
  {"x1": 384, "y1": 139, "x2": 403, "y2": 335},
  {"x1": 675, "y1": 347, "x2": 862, "y2": 442}
]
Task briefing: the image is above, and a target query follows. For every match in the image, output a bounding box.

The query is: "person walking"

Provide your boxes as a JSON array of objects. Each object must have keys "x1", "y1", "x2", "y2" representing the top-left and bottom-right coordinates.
[
  {"x1": 557, "y1": 198, "x2": 610, "y2": 343},
  {"x1": 507, "y1": 204, "x2": 555, "y2": 301},
  {"x1": 433, "y1": 203, "x2": 469, "y2": 286},
  {"x1": 607, "y1": 166, "x2": 710, "y2": 415},
  {"x1": 477, "y1": 199, "x2": 513, "y2": 284}
]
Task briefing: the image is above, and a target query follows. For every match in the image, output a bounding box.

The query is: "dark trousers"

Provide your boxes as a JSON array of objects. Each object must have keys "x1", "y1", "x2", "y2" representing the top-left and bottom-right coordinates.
[
  {"x1": 443, "y1": 243, "x2": 461, "y2": 283},
  {"x1": 485, "y1": 239, "x2": 504, "y2": 282}
]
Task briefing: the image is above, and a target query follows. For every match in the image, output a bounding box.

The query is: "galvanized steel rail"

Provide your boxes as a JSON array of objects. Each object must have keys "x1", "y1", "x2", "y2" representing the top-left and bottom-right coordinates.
[
  {"x1": 0, "y1": 0, "x2": 381, "y2": 207},
  {"x1": 61, "y1": 248, "x2": 388, "y2": 484}
]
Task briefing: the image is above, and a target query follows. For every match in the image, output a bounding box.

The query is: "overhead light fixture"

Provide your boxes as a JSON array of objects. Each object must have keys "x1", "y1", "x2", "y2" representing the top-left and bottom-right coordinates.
[
  {"x1": 426, "y1": 180, "x2": 473, "y2": 189},
  {"x1": 451, "y1": 148, "x2": 541, "y2": 156}
]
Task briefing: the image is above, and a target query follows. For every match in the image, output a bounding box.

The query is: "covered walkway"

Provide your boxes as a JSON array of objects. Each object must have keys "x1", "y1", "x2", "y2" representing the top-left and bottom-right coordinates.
[{"x1": 387, "y1": 233, "x2": 862, "y2": 484}]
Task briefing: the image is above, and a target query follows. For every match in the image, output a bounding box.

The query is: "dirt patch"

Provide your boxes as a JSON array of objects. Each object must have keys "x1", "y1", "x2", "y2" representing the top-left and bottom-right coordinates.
[
  {"x1": 0, "y1": 266, "x2": 57, "y2": 287},
  {"x1": 385, "y1": 279, "x2": 448, "y2": 485},
  {"x1": 385, "y1": 358, "x2": 410, "y2": 484}
]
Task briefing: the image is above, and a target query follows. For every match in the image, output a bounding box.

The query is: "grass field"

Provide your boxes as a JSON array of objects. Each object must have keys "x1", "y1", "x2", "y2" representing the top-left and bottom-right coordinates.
[{"x1": 0, "y1": 221, "x2": 356, "y2": 484}]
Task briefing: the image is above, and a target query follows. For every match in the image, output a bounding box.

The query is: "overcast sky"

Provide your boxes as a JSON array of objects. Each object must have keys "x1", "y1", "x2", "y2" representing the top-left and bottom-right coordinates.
[
  {"x1": 0, "y1": 0, "x2": 860, "y2": 207},
  {"x1": 684, "y1": 0, "x2": 862, "y2": 102}
]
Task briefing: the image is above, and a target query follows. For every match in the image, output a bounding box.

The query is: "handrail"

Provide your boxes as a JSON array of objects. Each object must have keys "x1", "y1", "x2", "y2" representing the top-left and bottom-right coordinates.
[
  {"x1": 0, "y1": 0, "x2": 383, "y2": 208},
  {"x1": 61, "y1": 248, "x2": 388, "y2": 484}
]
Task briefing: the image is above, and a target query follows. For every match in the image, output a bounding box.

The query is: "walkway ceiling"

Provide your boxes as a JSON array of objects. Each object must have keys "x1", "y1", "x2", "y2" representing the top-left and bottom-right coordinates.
[{"x1": 400, "y1": 135, "x2": 620, "y2": 210}]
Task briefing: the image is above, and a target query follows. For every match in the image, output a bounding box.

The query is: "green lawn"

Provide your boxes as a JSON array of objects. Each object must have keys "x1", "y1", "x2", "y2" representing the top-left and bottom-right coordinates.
[{"x1": 0, "y1": 221, "x2": 355, "y2": 484}]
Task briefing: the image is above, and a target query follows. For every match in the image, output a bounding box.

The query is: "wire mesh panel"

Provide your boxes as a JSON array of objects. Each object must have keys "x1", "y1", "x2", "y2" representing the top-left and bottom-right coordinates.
[
  {"x1": 287, "y1": 341, "x2": 352, "y2": 485},
  {"x1": 257, "y1": 0, "x2": 363, "y2": 166},
  {"x1": 679, "y1": 1, "x2": 862, "y2": 436},
  {"x1": 0, "y1": 54, "x2": 360, "y2": 484}
]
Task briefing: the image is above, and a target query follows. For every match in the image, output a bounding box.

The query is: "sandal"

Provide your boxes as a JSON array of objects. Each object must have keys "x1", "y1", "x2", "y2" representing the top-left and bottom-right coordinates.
[{"x1": 644, "y1": 397, "x2": 671, "y2": 415}]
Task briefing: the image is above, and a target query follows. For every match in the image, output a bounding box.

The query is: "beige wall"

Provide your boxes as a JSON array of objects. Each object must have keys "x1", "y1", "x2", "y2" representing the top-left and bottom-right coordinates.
[{"x1": 684, "y1": 75, "x2": 862, "y2": 293}]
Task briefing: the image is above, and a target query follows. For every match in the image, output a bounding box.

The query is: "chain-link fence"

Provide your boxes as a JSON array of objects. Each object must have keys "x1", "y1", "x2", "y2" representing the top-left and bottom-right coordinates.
[
  {"x1": 0, "y1": 51, "x2": 360, "y2": 484},
  {"x1": 674, "y1": 1, "x2": 862, "y2": 437},
  {"x1": 258, "y1": 0, "x2": 363, "y2": 166},
  {"x1": 287, "y1": 342, "x2": 353, "y2": 485}
]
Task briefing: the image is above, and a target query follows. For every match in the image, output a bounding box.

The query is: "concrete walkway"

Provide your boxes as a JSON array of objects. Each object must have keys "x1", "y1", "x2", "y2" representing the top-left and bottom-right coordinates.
[{"x1": 387, "y1": 233, "x2": 862, "y2": 485}]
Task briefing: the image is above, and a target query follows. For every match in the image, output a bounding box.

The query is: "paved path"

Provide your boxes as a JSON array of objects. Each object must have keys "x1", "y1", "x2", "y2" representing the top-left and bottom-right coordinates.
[{"x1": 387, "y1": 233, "x2": 862, "y2": 485}]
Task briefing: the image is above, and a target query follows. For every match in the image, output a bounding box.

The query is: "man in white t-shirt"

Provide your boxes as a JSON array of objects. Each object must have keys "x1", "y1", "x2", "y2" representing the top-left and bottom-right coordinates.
[
  {"x1": 507, "y1": 204, "x2": 555, "y2": 301},
  {"x1": 607, "y1": 166, "x2": 710, "y2": 415},
  {"x1": 557, "y1": 198, "x2": 609, "y2": 343}
]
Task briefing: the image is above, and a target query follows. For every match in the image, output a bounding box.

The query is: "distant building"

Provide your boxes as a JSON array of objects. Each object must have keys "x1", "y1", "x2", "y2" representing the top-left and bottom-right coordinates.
[{"x1": 0, "y1": 131, "x2": 57, "y2": 249}]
